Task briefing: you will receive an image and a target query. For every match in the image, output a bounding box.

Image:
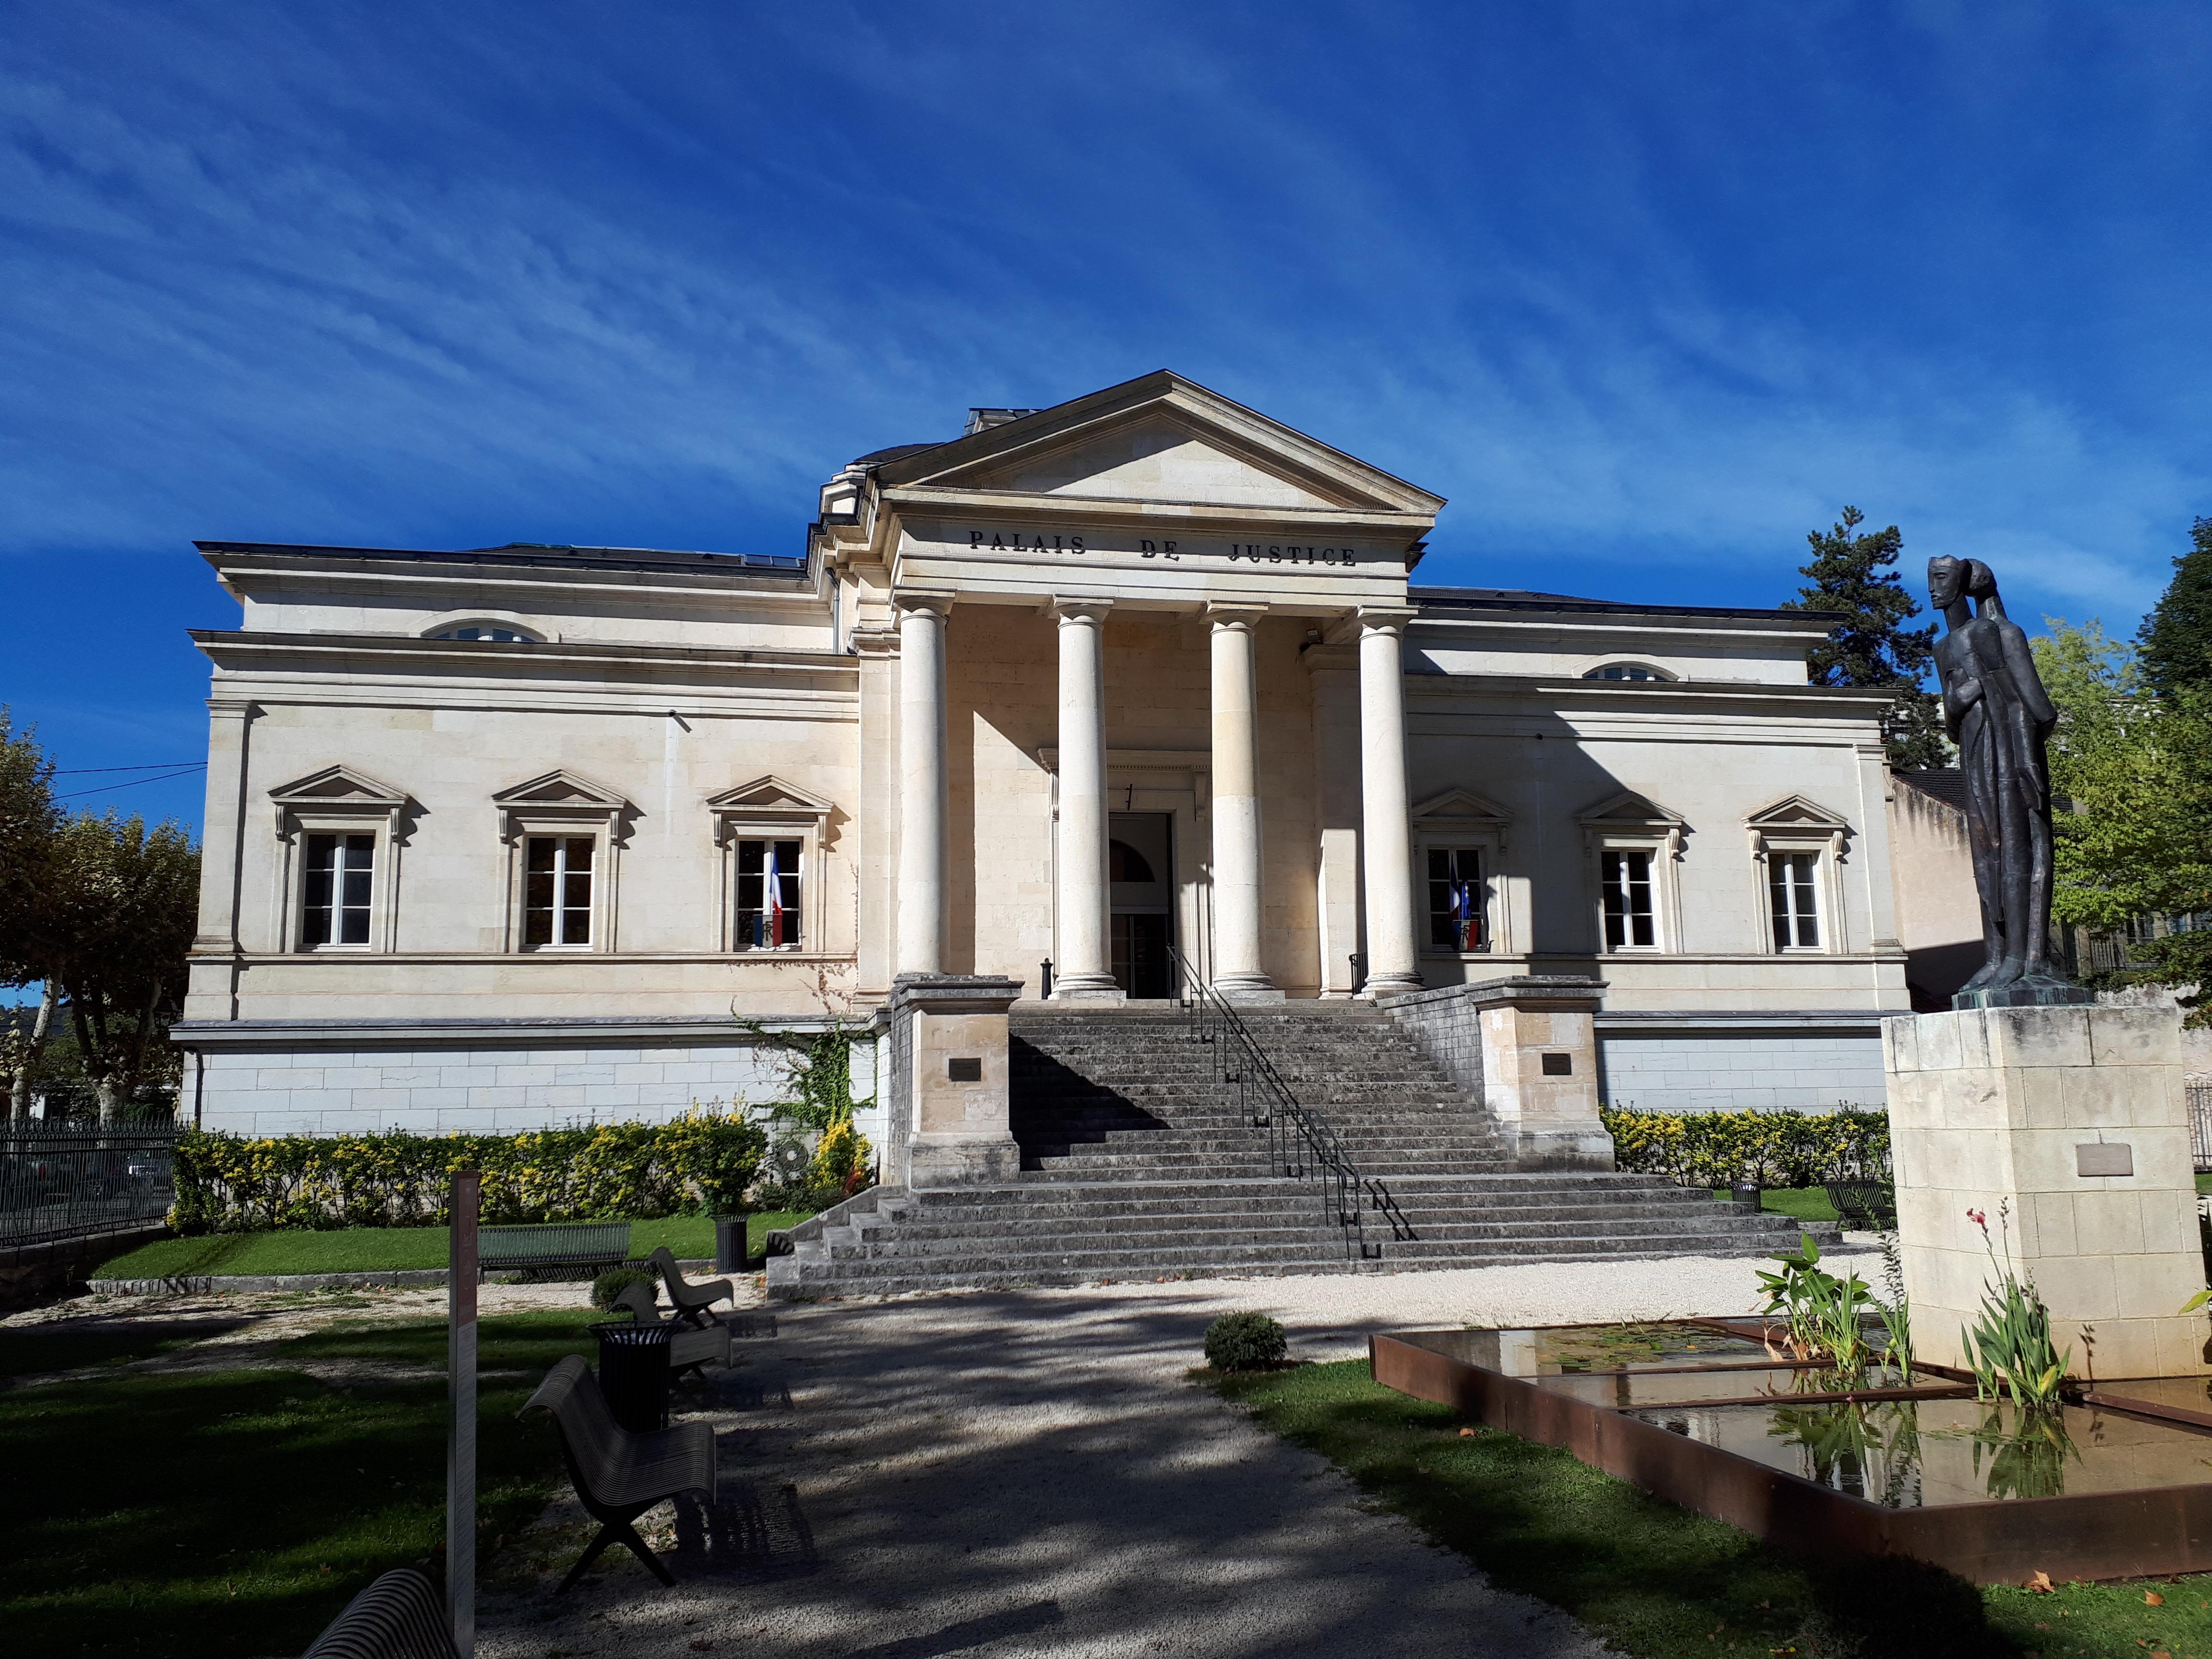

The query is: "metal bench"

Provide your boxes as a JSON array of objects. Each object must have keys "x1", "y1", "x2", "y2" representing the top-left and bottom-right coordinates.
[
  {"x1": 611, "y1": 1281, "x2": 731, "y2": 1378},
  {"x1": 1824, "y1": 1179, "x2": 1897, "y2": 1228},
  {"x1": 300, "y1": 1566, "x2": 459, "y2": 1659},
  {"x1": 521, "y1": 1353, "x2": 717, "y2": 1591},
  {"x1": 647, "y1": 1244, "x2": 734, "y2": 1328},
  {"x1": 478, "y1": 1221, "x2": 632, "y2": 1280}
]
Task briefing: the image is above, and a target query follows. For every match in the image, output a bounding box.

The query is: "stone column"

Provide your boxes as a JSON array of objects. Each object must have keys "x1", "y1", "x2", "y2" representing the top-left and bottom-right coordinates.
[
  {"x1": 1207, "y1": 604, "x2": 1279, "y2": 1001},
  {"x1": 1888, "y1": 1004, "x2": 2210, "y2": 1380},
  {"x1": 895, "y1": 595, "x2": 952, "y2": 977},
  {"x1": 183, "y1": 697, "x2": 258, "y2": 1023},
  {"x1": 1305, "y1": 644, "x2": 1363, "y2": 997},
  {"x1": 1358, "y1": 607, "x2": 1422, "y2": 996},
  {"x1": 1051, "y1": 599, "x2": 1121, "y2": 1000}
]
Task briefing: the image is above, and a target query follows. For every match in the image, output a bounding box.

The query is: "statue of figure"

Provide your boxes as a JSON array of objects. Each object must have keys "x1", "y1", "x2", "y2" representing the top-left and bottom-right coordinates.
[{"x1": 1927, "y1": 556, "x2": 2088, "y2": 1005}]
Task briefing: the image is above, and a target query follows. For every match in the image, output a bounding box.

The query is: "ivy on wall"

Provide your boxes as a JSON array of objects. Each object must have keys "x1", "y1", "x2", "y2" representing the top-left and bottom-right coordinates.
[
  {"x1": 1601, "y1": 1106, "x2": 1890, "y2": 1190},
  {"x1": 168, "y1": 1110, "x2": 768, "y2": 1233}
]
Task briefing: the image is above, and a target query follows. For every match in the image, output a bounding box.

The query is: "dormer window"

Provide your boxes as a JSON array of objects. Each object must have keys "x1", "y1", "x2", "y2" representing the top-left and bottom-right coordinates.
[
  {"x1": 1584, "y1": 662, "x2": 1671, "y2": 681},
  {"x1": 429, "y1": 624, "x2": 538, "y2": 643}
]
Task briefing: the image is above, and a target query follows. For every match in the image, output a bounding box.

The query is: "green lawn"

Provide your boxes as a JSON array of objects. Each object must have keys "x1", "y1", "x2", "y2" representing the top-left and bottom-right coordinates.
[
  {"x1": 1704, "y1": 1184, "x2": 1842, "y2": 1224},
  {"x1": 94, "y1": 1211, "x2": 812, "y2": 1280},
  {"x1": 1215, "y1": 1358, "x2": 2212, "y2": 1659},
  {"x1": 0, "y1": 1310, "x2": 601, "y2": 1659}
]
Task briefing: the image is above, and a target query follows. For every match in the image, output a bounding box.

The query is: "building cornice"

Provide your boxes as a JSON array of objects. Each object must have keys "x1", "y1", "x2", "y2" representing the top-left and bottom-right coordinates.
[{"x1": 188, "y1": 629, "x2": 860, "y2": 685}]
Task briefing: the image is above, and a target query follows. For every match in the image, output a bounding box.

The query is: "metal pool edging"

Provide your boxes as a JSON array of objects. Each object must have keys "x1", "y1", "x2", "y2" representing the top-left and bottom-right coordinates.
[{"x1": 1370, "y1": 1331, "x2": 2212, "y2": 1584}]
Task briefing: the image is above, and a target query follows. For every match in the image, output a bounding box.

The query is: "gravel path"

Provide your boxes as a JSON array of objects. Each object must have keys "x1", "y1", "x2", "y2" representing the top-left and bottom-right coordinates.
[{"x1": 479, "y1": 1247, "x2": 1878, "y2": 1659}]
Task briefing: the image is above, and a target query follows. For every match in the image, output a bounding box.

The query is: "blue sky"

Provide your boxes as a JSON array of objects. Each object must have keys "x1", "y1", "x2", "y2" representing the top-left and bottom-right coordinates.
[{"x1": 6, "y1": 0, "x2": 2212, "y2": 837}]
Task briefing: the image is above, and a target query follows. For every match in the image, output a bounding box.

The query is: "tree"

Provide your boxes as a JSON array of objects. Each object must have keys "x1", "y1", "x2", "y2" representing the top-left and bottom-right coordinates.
[
  {"x1": 2136, "y1": 517, "x2": 2212, "y2": 698},
  {"x1": 0, "y1": 712, "x2": 61, "y2": 1116},
  {"x1": 1779, "y1": 506, "x2": 1945, "y2": 769},
  {"x1": 46, "y1": 814, "x2": 200, "y2": 1120},
  {"x1": 2034, "y1": 619, "x2": 2212, "y2": 1021}
]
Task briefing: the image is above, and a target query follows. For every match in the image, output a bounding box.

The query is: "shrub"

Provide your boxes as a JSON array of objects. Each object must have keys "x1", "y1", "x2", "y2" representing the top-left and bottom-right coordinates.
[
  {"x1": 168, "y1": 1110, "x2": 768, "y2": 1234},
  {"x1": 1601, "y1": 1106, "x2": 1889, "y2": 1190},
  {"x1": 591, "y1": 1266, "x2": 657, "y2": 1311},
  {"x1": 1203, "y1": 1311, "x2": 1288, "y2": 1372}
]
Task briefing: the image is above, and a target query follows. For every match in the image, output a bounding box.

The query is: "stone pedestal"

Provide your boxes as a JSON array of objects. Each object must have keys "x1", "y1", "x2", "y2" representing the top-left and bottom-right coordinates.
[
  {"x1": 886, "y1": 974, "x2": 1022, "y2": 1189},
  {"x1": 1886, "y1": 1005, "x2": 2210, "y2": 1381},
  {"x1": 1382, "y1": 977, "x2": 1614, "y2": 1170}
]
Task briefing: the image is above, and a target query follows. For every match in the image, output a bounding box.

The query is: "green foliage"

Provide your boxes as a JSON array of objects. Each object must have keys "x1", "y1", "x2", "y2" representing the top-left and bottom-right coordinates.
[
  {"x1": 590, "y1": 1265, "x2": 656, "y2": 1310},
  {"x1": 1202, "y1": 1311, "x2": 1288, "y2": 1372},
  {"x1": 0, "y1": 709, "x2": 60, "y2": 988},
  {"x1": 1601, "y1": 1106, "x2": 1889, "y2": 1190},
  {"x1": 167, "y1": 1112, "x2": 767, "y2": 1233},
  {"x1": 1779, "y1": 505, "x2": 1945, "y2": 769},
  {"x1": 2137, "y1": 514, "x2": 2212, "y2": 697},
  {"x1": 1960, "y1": 1201, "x2": 2070, "y2": 1407},
  {"x1": 1754, "y1": 1233, "x2": 1880, "y2": 1371}
]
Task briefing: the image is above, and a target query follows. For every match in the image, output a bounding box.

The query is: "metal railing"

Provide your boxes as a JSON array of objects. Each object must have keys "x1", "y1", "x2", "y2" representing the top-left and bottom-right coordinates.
[
  {"x1": 1165, "y1": 946, "x2": 1414, "y2": 1261},
  {"x1": 2190, "y1": 1084, "x2": 2212, "y2": 1175},
  {"x1": 0, "y1": 1121, "x2": 181, "y2": 1247}
]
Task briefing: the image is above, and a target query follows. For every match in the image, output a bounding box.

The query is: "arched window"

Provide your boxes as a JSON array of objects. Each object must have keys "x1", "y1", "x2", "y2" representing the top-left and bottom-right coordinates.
[
  {"x1": 1109, "y1": 840, "x2": 1155, "y2": 883},
  {"x1": 1583, "y1": 662, "x2": 1672, "y2": 682},
  {"x1": 426, "y1": 622, "x2": 539, "y2": 643}
]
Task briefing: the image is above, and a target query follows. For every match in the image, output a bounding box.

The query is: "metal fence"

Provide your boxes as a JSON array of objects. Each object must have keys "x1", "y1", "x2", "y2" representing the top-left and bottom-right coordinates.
[
  {"x1": 0, "y1": 1122, "x2": 181, "y2": 1247},
  {"x1": 2191, "y1": 1085, "x2": 2212, "y2": 1175}
]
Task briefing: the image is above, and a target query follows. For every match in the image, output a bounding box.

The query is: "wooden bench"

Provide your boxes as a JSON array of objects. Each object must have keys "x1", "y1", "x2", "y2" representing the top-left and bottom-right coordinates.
[
  {"x1": 521, "y1": 1354, "x2": 716, "y2": 1591},
  {"x1": 300, "y1": 1565, "x2": 458, "y2": 1659},
  {"x1": 611, "y1": 1281, "x2": 731, "y2": 1379},
  {"x1": 479, "y1": 1221, "x2": 632, "y2": 1281},
  {"x1": 647, "y1": 1245, "x2": 733, "y2": 1328}
]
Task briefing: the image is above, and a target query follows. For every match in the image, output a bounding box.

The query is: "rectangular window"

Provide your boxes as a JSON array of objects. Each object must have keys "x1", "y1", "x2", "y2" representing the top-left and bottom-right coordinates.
[
  {"x1": 1601, "y1": 849, "x2": 1655, "y2": 949},
  {"x1": 735, "y1": 838, "x2": 803, "y2": 949},
  {"x1": 1426, "y1": 847, "x2": 1489, "y2": 951},
  {"x1": 525, "y1": 835, "x2": 594, "y2": 946},
  {"x1": 302, "y1": 832, "x2": 374, "y2": 947},
  {"x1": 1769, "y1": 851, "x2": 1821, "y2": 949}
]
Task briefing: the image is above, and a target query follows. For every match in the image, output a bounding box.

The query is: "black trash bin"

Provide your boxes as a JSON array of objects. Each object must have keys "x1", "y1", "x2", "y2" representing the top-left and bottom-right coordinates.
[
  {"x1": 593, "y1": 1320, "x2": 673, "y2": 1433},
  {"x1": 713, "y1": 1212, "x2": 745, "y2": 1274}
]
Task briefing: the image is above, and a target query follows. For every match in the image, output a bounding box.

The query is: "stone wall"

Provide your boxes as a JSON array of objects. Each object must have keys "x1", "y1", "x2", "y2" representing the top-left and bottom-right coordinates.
[{"x1": 1597, "y1": 1025, "x2": 1887, "y2": 1114}]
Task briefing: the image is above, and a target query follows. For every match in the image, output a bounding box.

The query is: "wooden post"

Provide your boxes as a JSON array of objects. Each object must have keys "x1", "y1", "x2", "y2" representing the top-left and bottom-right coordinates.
[{"x1": 447, "y1": 1170, "x2": 480, "y2": 1655}]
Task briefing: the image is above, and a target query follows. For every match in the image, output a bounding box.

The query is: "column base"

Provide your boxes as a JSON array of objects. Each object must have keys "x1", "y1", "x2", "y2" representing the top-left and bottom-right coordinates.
[
  {"x1": 1050, "y1": 973, "x2": 1125, "y2": 1004},
  {"x1": 1361, "y1": 972, "x2": 1424, "y2": 998},
  {"x1": 1212, "y1": 975, "x2": 1285, "y2": 1004}
]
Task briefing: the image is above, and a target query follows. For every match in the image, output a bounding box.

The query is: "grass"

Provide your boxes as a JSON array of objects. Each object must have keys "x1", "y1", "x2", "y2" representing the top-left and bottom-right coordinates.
[
  {"x1": 94, "y1": 1210, "x2": 813, "y2": 1280},
  {"x1": 1705, "y1": 1185, "x2": 1843, "y2": 1224},
  {"x1": 2197, "y1": 1172, "x2": 2212, "y2": 1197},
  {"x1": 1212, "y1": 1358, "x2": 2212, "y2": 1659},
  {"x1": 0, "y1": 1310, "x2": 601, "y2": 1659}
]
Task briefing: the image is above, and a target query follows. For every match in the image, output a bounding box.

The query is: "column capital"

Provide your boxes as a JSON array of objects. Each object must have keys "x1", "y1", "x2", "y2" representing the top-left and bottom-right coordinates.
[
  {"x1": 892, "y1": 589, "x2": 956, "y2": 617},
  {"x1": 205, "y1": 697, "x2": 261, "y2": 720},
  {"x1": 1049, "y1": 596, "x2": 1114, "y2": 624},
  {"x1": 1356, "y1": 604, "x2": 1418, "y2": 636},
  {"x1": 1205, "y1": 601, "x2": 1268, "y2": 630}
]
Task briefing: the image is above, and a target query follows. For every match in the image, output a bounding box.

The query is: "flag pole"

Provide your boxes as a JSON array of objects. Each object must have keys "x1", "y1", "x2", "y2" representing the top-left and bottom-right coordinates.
[{"x1": 448, "y1": 1169, "x2": 481, "y2": 1655}]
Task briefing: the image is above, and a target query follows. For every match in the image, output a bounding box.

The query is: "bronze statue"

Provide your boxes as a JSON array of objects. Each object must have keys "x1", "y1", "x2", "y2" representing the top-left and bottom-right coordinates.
[{"x1": 1928, "y1": 556, "x2": 2090, "y2": 1006}]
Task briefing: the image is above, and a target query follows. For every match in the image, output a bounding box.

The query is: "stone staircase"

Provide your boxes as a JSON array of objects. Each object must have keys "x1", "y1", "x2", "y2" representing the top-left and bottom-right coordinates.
[{"x1": 766, "y1": 1002, "x2": 1833, "y2": 1298}]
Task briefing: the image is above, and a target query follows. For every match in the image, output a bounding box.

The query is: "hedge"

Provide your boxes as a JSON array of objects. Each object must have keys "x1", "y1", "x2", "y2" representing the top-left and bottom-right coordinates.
[
  {"x1": 168, "y1": 1112, "x2": 768, "y2": 1234},
  {"x1": 1600, "y1": 1106, "x2": 1890, "y2": 1190}
]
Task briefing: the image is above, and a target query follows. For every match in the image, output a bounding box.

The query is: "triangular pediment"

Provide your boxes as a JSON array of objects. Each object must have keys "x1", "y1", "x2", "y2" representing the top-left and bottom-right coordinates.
[
  {"x1": 490, "y1": 769, "x2": 629, "y2": 810},
  {"x1": 269, "y1": 764, "x2": 407, "y2": 809},
  {"x1": 704, "y1": 775, "x2": 834, "y2": 817},
  {"x1": 1411, "y1": 787, "x2": 1512, "y2": 826},
  {"x1": 877, "y1": 371, "x2": 1443, "y2": 517},
  {"x1": 1746, "y1": 793, "x2": 1849, "y2": 831},
  {"x1": 1576, "y1": 790, "x2": 1687, "y2": 828}
]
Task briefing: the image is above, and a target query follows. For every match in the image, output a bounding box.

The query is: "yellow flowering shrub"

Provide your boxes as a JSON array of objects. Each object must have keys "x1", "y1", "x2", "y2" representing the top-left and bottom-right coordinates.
[{"x1": 1600, "y1": 1106, "x2": 1889, "y2": 1190}]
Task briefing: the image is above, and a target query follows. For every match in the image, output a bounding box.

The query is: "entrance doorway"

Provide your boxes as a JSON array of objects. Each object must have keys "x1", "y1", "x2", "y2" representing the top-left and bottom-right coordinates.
[{"x1": 1108, "y1": 811, "x2": 1175, "y2": 999}]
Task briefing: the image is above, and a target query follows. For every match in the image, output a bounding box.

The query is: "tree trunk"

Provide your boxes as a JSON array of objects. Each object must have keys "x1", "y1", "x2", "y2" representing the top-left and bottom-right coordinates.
[
  {"x1": 11, "y1": 979, "x2": 56, "y2": 1118},
  {"x1": 95, "y1": 1075, "x2": 118, "y2": 1125}
]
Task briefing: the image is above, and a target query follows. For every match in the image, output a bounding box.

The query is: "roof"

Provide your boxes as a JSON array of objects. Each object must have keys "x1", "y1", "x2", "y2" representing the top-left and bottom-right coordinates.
[
  {"x1": 1893, "y1": 767, "x2": 1968, "y2": 811},
  {"x1": 1410, "y1": 586, "x2": 1843, "y2": 625},
  {"x1": 848, "y1": 443, "x2": 943, "y2": 467},
  {"x1": 196, "y1": 540, "x2": 810, "y2": 578}
]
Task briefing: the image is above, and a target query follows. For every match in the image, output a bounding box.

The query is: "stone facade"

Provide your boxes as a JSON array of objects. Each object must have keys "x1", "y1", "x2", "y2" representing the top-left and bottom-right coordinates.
[{"x1": 177, "y1": 371, "x2": 1910, "y2": 1134}]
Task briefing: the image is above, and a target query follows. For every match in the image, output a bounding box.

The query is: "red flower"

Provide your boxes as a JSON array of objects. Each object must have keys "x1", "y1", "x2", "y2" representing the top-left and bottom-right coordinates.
[{"x1": 1967, "y1": 1208, "x2": 1987, "y2": 1229}]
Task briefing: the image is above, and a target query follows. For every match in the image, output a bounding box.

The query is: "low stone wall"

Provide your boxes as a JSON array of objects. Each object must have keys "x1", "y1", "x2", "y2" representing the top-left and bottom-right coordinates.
[
  {"x1": 1374, "y1": 982, "x2": 1486, "y2": 1098},
  {"x1": 0, "y1": 1225, "x2": 168, "y2": 1310}
]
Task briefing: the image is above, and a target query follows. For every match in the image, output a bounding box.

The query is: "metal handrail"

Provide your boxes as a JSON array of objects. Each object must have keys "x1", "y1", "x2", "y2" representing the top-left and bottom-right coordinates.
[{"x1": 1165, "y1": 946, "x2": 1414, "y2": 1260}]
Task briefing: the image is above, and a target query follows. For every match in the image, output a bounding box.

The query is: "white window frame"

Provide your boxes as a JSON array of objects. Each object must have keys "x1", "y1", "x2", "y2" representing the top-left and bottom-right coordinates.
[
  {"x1": 493, "y1": 770, "x2": 631, "y2": 954},
  {"x1": 1577, "y1": 792, "x2": 1688, "y2": 955},
  {"x1": 520, "y1": 832, "x2": 600, "y2": 950},
  {"x1": 706, "y1": 775, "x2": 835, "y2": 955},
  {"x1": 1410, "y1": 788, "x2": 1513, "y2": 958},
  {"x1": 1744, "y1": 795, "x2": 1851, "y2": 957},
  {"x1": 268, "y1": 765, "x2": 409, "y2": 954}
]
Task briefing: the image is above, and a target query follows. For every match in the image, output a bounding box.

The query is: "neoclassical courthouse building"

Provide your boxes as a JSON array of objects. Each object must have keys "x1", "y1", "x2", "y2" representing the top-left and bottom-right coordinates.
[{"x1": 176, "y1": 372, "x2": 1911, "y2": 1142}]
